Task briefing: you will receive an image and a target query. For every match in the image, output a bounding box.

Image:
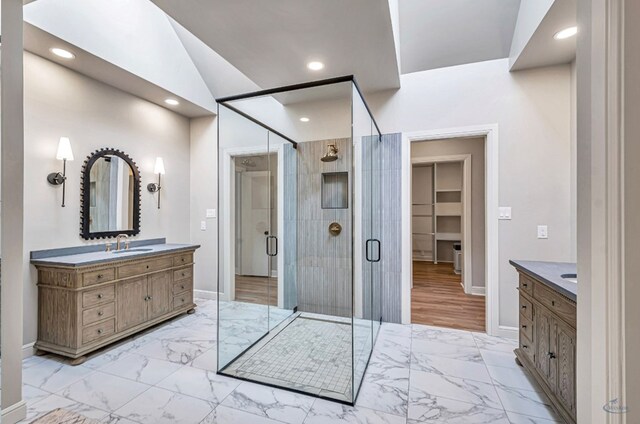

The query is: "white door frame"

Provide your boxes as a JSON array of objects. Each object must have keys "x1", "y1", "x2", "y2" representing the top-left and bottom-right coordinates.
[
  {"x1": 221, "y1": 145, "x2": 285, "y2": 308},
  {"x1": 411, "y1": 154, "x2": 474, "y2": 294},
  {"x1": 401, "y1": 124, "x2": 500, "y2": 337}
]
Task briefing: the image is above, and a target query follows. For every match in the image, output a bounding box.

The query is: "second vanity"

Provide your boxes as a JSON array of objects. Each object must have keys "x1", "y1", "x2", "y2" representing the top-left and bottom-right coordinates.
[
  {"x1": 31, "y1": 239, "x2": 200, "y2": 365},
  {"x1": 510, "y1": 260, "x2": 577, "y2": 424}
]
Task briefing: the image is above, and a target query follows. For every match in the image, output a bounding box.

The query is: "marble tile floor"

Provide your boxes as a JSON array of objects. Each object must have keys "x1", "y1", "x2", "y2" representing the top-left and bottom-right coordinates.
[{"x1": 18, "y1": 298, "x2": 561, "y2": 424}]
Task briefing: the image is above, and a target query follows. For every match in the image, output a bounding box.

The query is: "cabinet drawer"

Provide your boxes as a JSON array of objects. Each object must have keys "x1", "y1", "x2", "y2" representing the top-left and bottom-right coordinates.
[
  {"x1": 519, "y1": 274, "x2": 534, "y2": 296},
  {"x1": 519, "y1": 295, "x2": 533, "y2": 321},
  {"x1": 82, "y1": 285, "x2": 115, "y2": 309},
  {"x1": 173, "y1": 253, "x2": 193, "y2": 267},
  {"x1": 118, "y1": 257, "x2": 173, "y2": 279},
  {"x1": 519, "y1": 332, "x2": 535, "y2": 363},
  {"x1": 173, "y1": 267, "x2": 193, "y2": 282},
  {"x1": 82, "y1": 302, "x2": 115, "y2": 326},
  {"x1": 534, "y1": 283, "x2": 576, "y2": 326},
  {"x1": 173, "y1": 278, "x2": 193, "y2": 295},
  {"x1": 82, "y1": 319, "x2": 115, "y2": 345},
  {"x1": 82, "y1": 268, "x2": 116, "y2": 287},
  {"x1": 520, "y1": 315, "x2": 533, "y2": 341},
  {"x1": 173, "y1": 291, "x2": 193, "y2": 310}
]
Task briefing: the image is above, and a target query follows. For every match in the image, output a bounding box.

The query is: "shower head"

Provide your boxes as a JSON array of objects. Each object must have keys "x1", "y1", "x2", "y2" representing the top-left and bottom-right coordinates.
[{"x1": 321, "y1": 144, "x2": 339, "y2": 162}]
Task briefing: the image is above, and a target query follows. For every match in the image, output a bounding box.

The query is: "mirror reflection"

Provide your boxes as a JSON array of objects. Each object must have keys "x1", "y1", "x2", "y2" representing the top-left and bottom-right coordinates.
[{"x1": 89, "y1": 155, "x2": 135, "y2": 233}]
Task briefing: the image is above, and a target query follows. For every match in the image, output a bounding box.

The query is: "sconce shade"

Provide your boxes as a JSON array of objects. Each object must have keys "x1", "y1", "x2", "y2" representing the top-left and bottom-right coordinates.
[
  {"x1": 56, "y1": 137, "x2": 74, "y2": 161},
  {"x1": 154, "y1": 157, "x2": 165, "y2": 175}
]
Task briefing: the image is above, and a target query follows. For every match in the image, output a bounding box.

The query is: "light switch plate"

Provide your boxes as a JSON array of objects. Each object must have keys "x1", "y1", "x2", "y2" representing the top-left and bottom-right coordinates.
[
  {"x1": 499, "y1": 207, "x2": 512, "y2": 220},
  {"x1": 206, "y1": 209, "x2": 216, "y2": 219},
  {"x1": 200, "y1": 221, "x2": 207, "y2": 231},
  {"x1": 537, "y1": 225, "x2": 548, "y2": 239}
]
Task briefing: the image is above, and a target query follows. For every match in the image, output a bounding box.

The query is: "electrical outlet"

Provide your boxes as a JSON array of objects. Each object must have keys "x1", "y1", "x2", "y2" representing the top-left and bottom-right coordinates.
[
  {"x1": 537, "y1": 225, "x2": 548, "y2": 239},
  {"x1": 206, "y1": 209, "x2": 216, "y2": 219},
  {"x1": 200, "y1": 221, "x2": 207, "y2": 231},
  {"x1": 499, "y1": 207, "x2": 512, "y2": 220}
]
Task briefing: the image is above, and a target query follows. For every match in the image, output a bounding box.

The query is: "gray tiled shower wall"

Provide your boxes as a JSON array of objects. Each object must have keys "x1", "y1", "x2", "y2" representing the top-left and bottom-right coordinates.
[{"x1": 281, "y1": 134, "x2": 402, "y2": 322}]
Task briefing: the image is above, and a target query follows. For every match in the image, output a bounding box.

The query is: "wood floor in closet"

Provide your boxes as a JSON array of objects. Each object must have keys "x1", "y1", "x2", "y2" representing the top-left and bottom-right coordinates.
[{"x1": 411, "y1": 261, "x2": 486, "y2": 332}]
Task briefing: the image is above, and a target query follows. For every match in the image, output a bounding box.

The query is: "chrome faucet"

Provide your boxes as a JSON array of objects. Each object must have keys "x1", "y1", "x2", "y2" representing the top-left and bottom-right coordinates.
[{"x1": 115, "y1": 234, "x2": 129, "y2": 251}]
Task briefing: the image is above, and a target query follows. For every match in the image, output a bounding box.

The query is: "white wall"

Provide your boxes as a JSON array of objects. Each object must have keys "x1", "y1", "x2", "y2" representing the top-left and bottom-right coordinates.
[
  {"x1": 23, "y1": 52, "x2": 192, "y2": 346},
  {"x1": 509, "y1": 0, "x2": 554, "y2": 68},
  {"x1": 189, "y1": 116, "x2": 217, "y2": 296},
  {"x1": 367, "y1": 58, "x2": 572, "y2": 329}
]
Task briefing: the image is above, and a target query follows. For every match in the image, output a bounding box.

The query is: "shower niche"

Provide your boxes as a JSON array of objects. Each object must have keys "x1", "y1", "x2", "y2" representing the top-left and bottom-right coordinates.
[
  {"x1": 216, "y1": 76, "x2": 384, "y2": 404},
  {"x1": 321, "y1": 172, "x2": 348, "y2": 209}
]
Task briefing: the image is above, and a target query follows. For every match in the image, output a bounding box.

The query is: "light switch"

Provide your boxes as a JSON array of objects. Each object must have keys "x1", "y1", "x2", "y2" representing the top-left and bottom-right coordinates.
[
  {"x1": 200, "y1": 221, "x2": 207, "y2": 231},
  {"x1": 499, "y1": 207, "x2": 512, "y2": 220},
  {"x1": 206, "y1": 209, "x2": 216, "y2": 219},
  {"x1": 537, "y1": 225, "x2": 548, "y2": 239}
]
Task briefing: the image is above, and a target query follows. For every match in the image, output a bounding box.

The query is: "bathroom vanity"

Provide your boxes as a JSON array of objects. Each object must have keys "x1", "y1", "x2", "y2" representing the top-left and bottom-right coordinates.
[
  {"x1": 31, "y1": 241, "x2": 199, "y2": 364},
  {"x1": 510, "y1": 260, "x2": 577, "y2": 424}
]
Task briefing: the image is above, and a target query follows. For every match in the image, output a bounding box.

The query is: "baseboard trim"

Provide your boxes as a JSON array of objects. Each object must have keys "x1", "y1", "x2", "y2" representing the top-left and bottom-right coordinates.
[
  {"x1": 2, "y1": 400, "x2": 27, "y2": 424},
  {"x1": 23, "y1": 341, "x2": 35, "y2": 359},
  {"x1": 496, "y1": 325, "x2": 518, "y2": 340},
  {"x1": 471, "y1": 286, "x2": 486, "y2": 296},
  {"x1": 194, "y1": 289, "x2": 218, "y2": 300}
]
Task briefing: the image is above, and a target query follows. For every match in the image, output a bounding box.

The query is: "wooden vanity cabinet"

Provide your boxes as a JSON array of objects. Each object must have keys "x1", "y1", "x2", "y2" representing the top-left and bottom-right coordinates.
[
  {"x1": 515, "y1": 272, "x2": 577, "y2": 424},
  {"x1": 34, "y1": 249, "x2": 197, "y2": 364}
]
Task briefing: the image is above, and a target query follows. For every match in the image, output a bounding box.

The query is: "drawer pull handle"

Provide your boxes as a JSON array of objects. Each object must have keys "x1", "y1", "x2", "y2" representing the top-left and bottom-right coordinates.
[
  {"x1": 521, "y1": 305, "x2": 527, "y2": 310},
  {"x1": 181, "y1": 298, "x2": 185, "y2": 302},
  {"x1": 97, "y1": 329, "x2": 103, "y2": 334},
  {"x1": 181, "y1": 285, "x2": 185, "y2": 289},
  {"x1": 522, "y1": 283, "x2": 528, "y2": 288},
  {"x1": 97, "y1": 274, "x2": 103, "y2": 279},
  {"x1": 552, "y1": 300, "x2": 556, "y2": 306},
  {"x1": 523, "y1": 344, "x2": 528, "y2": 349},
  {"x1": 146, "y1": 265, "x2": 150, "y2": 269},
  {"x1": 148, "y1": 296, "x2": 153, "y2": 300},
  {"x1": 521, "y1": 325, "x2": 527, "y2": 329},
  {"x1": 182, "y1": 272, "x2": 186, "y2": 277},
  {"x1": 98, "y1": 311, "x2": 104, "y2": 316},
  {"x1": 547, "y1": 351, "x2": 556, "y2": 359},
  {"x1": 181, "y1": 258, "x2": 185, "y2": 262},
  {"x1": 97, "y1": 294, "x2": 103, "y2": 299}
]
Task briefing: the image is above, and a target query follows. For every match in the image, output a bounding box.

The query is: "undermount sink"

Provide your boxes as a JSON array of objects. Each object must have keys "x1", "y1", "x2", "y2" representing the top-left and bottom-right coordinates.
[
  {"x1": 561, "y1": 273, "x2": 578, "y2": 284},
  {"x1": 112, "y1": 248, "x2": 153, "y2": 254}
]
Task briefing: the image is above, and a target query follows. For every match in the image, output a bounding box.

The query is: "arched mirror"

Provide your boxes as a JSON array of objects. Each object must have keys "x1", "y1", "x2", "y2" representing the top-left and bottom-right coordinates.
[{"x1": 80, "y1": 148, "x2": 141, "y2": 239}]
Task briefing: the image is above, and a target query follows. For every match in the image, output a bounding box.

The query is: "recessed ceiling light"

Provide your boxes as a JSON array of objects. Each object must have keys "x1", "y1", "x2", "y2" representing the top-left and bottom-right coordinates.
[
  {"x1": 164, "y1": 98, "x2": 180, "y2": 106},
  {"x1": 50, "y1": 47, "x2": 75, "y2": 59},
  {"x1": 300, "y1": 117, "x2": 310, "y2": 122},
  {"x1": 307, "y1": 61, "x2": 324, "y2": 71},
  {"x1": 554, "y1": 26, "x2": 578, "y2": 40}
]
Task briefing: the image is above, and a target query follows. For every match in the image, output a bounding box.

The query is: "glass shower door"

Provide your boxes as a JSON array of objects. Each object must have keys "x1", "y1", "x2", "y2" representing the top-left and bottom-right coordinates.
[{"x1": 218, "y1": 105, "x2": 272, "y2": 370}]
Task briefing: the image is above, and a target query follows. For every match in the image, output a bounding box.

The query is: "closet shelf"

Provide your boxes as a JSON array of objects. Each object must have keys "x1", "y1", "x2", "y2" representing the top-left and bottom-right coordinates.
[
  {"x1": 435, "y1": 188, "x2": 462, "y2": 192},
  {"x1": 436, "y1": 232, "x2": 462, "y2": 241}
]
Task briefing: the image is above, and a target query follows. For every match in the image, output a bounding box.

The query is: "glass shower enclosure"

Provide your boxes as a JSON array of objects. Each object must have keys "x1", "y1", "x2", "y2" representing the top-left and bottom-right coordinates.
[{"x1": 216, "y1": 76, "x2": 383, "y2": 403}]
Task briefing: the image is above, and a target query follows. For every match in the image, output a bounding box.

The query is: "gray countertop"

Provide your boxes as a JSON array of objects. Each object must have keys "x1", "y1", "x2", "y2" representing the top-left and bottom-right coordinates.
[
  {"x1": 31, "y1": 242, "x2": 200, "y2": 268},
  {"x1": 509, "y1": 260, "x2": 577, "y2": 301}
]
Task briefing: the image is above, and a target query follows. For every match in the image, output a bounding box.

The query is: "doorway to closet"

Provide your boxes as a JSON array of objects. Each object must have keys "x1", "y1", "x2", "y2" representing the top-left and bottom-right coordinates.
[{"x1": 410, "y1": 137, "x2": 486, "y2": 332}]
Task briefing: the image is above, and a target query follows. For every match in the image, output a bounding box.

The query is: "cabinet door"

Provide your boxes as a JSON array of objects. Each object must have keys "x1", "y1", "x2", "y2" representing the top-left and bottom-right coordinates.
[
  {"x1": 116, "y1": 277, "x2": 148, "y2": 331},
  {"x1": 148, "y1": 271, "x2": 172, "y2": 320},
  {"x1": 555, "y1": 320, "x2": 577, "y2": 415},
  {"x1": 534, "y1": 306, "x2": 552, "y2": 379}
]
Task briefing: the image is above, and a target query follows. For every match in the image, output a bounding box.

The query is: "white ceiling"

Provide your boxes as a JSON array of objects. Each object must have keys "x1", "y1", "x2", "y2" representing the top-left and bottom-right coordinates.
[
  {"x1": 510, "y1": 0, "x2": 577, "y2": 71},
  {"x1": 20, "y1": 0, "x2": 577, "y2": 118},
  {"x1": 399, "y1": 0, "x2": 521, "y2": 74},
  {"x1": 150, "y1": 0, "x2": 401, "y2": 94}
]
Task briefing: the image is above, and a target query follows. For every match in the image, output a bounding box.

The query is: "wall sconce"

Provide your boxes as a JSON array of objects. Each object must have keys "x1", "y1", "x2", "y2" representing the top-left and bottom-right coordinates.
[
  {"x1": 147, "y1": 157, "x2": 165, "y2": 209},
  {"x1": 47, "y1": 137, "x2": 74, "y2": 207}
]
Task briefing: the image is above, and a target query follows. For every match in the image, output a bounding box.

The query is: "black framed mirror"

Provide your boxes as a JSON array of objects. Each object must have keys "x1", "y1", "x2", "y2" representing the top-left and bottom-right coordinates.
[{"x1": 80, "y1": 148, "x2": 141, "y2": 240}]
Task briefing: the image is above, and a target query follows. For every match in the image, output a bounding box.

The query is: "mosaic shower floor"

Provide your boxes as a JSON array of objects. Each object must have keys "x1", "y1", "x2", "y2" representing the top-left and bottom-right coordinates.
[{"x1": 222, "y1": 315, "x2": 362, "y2": 402}]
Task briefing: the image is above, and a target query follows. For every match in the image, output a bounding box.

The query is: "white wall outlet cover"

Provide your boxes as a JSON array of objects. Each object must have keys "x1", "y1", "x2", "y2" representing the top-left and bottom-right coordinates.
[
  {"x1": 537, "y1": 225, "x2": 548, "y2": 239},
  {"x1": 498, "y1": 207, "x2": 512, "y2": 220},
  {"x1": 200, "y1": 221, "x2": 207, "y2": 231}
]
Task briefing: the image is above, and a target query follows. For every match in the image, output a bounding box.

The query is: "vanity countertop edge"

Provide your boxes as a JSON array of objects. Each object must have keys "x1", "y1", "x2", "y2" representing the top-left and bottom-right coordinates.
[
  {"x1": 31, "y1": 242, "x2": 201, "y2": 268},
  {"x1": 509, "y1": 259, "x2": 577, "y2": 301}
]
